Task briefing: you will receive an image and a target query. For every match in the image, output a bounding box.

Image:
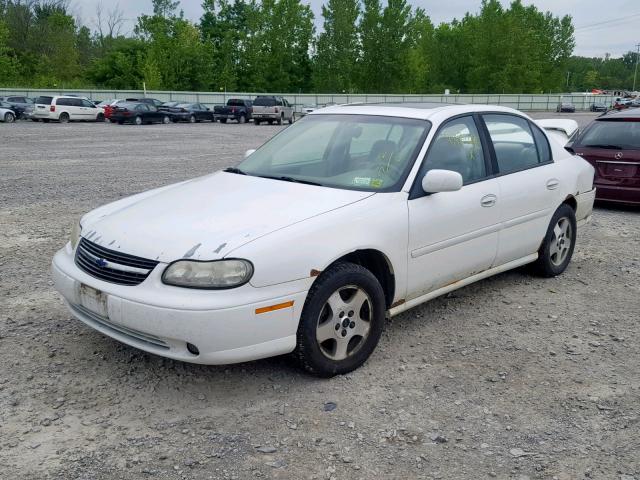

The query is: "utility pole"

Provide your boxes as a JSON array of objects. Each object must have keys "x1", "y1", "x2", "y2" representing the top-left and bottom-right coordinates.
[{"x1": 634, "y1": 43, "x2": 640, "y2": 92}]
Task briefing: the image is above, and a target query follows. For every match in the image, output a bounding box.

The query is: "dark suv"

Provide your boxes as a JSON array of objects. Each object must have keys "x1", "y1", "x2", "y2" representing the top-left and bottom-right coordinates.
[{"x1": 0, "y1": 95, "x2": 34, "y2": 119}]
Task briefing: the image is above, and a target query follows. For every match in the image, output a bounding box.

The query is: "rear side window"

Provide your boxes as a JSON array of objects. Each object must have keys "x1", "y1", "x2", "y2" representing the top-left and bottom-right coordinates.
[
  {"x1": 579, "y1": 121, "x2": 640, "y2": 150},
  {"x1": 36, "y1": 96, "x2": 53, "y2": 105},
  {"x1": 530, "y1": 124, "x2": 552, "y2": 163},
  {"x1": 483, "y1": 114, "x2": 539, "y2": 174},
  {"x1": 56, "y1": 98, "x2": 71, "y2": 106}
]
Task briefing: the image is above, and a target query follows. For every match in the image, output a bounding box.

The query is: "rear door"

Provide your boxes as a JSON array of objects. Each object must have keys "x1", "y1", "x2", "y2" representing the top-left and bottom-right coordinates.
[{"x1": 481, "y1": 113, "x2": 562, "y2": 265}]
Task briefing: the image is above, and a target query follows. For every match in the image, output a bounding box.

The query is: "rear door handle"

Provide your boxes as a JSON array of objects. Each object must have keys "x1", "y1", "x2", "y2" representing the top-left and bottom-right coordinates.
[
  {"x1": 546, "y1": 179, "x2": 560, "y2": 190},
  {"x1": 481, "y1": 194, "x2": 497, "y2": 207}
]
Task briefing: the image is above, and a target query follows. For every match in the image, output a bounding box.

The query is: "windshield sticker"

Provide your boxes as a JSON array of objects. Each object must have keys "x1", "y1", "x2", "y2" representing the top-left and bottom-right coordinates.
[
  {"x1": 353, "y1": 177, "x2": 372, "y2": 186},
  {"x1": 352, "y1": 177, "x2": 385, "y2": 188}
]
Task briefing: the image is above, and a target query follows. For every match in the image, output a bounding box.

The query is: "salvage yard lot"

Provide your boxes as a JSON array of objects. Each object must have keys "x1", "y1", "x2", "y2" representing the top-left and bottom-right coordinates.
[{"x1": 0, "y1": 113, "x2": 638, "y2": 479}]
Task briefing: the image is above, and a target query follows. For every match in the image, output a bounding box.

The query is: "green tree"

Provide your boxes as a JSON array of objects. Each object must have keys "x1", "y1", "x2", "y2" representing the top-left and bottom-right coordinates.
[{"x1": 312, "y1": 0, "x2": 360, "y2": 93}]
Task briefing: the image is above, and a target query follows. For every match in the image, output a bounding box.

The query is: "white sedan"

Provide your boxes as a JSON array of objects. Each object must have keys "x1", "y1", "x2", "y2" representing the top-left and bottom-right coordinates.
[
  {"x1": 0, "y1": 105, "x2": 16, "y2": 123},
  {"x1": 52, "y1": 104, "x2": 596, "y2": 376}
]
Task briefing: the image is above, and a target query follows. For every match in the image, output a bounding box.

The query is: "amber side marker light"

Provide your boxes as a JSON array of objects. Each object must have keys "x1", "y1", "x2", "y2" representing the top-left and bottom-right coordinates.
[{"x1": 255, "y1": 301, "x2": 294, "y2": 315}]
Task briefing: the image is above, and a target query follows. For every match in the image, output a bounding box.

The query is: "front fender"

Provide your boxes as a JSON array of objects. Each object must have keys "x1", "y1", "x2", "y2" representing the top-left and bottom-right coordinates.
[{"x1": 228, "y1": 193, "x2": 409, "y2": 302}]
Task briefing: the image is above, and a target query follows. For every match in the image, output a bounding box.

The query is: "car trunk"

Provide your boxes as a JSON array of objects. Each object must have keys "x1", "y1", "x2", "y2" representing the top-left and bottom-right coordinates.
[{"x1": 575, "y1": 146, "x2": 640, "y2": 186}]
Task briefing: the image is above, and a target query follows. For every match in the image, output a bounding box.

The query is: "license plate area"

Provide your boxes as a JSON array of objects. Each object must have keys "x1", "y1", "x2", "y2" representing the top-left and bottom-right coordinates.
[
  {"x1": 597, "y1": 161, "x2": 639, "y2": 179},
  {"x1": 78, "y1": 283, "x2": 108, "y2": 318}
]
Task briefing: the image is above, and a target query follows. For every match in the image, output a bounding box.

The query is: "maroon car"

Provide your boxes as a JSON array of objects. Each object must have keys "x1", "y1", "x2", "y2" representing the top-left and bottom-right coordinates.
[{"x1": 569, "y1": 108, "x2": 640, "y2": 205}]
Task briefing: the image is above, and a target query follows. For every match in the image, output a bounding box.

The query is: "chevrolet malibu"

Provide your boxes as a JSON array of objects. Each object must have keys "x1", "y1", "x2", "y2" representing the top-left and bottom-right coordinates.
[{"x1": 52, "y1": 104, "x2": 596, "y2": 377}]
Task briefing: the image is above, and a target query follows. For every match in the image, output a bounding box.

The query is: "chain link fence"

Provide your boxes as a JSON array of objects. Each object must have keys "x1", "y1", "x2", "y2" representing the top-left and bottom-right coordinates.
[{"x1": 0, "y1": 88, "x2": 616, "y2": 112}]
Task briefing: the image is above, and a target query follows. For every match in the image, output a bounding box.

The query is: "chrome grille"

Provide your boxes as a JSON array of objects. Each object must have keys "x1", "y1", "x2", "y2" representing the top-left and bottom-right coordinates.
[
  {"x1": 70, "y1": 303, "x2": 170, "y2": 350},
  {"x1": 75, "y1": 237, "x2": 159, "y2": 286}
]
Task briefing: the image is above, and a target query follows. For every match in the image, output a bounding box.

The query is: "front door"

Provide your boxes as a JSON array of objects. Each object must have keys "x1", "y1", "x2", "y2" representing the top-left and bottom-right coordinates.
[{"x1": 407, "y1": 115, "x2": 500, "y2": 298}]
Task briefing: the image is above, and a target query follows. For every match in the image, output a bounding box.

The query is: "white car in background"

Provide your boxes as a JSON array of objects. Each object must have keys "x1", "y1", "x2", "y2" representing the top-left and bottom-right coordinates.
[
  {"x1": 0, "y1": 105, "x2": 16, "y2": 122},
  {"x1": 32, "y1": 95, "x2": 105, "y2": 123},
  {"x1": 52, "y1": 104, "x2": 595, "y2": 377}
]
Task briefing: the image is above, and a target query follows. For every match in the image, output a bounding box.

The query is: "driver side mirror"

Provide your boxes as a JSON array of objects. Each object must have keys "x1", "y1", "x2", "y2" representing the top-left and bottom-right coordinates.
[
  {"x1": 422, "y1": 169, "x2": 463, "y2": 194},
  {"x1": 244, "y1": 149, "x2": 256, "y2": 159}
]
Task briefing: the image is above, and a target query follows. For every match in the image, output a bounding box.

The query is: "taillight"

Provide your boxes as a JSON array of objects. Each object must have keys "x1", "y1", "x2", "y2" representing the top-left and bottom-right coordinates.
[
  {"x1": 123, "y1": 110, "x2": 130, "y2": 116},
  {"x1": 50, "y1": 105, "x2": 55, "y2": 112}
]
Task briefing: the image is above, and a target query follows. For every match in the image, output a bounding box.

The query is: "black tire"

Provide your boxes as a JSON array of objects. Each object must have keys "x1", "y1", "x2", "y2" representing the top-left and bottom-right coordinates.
[
  {"x1": 220, "y1": 118, "x2": 227, "y2": 124},
  {"x1": 117, "y1": 120, "x2": 124, "y2": 125},
  {"x1": 96, "y1": 113, "x2": 105, "y2": 122},
  {"x1": 238, "y1": 114, "x2": 246, "y2": 124},
  {"x1": 532, "y1": 204, "x2": 577, "y2": 277},
  {"x1": 134, "y1": 115, "x2": 142, "y2": 125},
  {"x1": 42, "y1": 119, "x2": 50, "y2": 123},
  {"x1": 293, "y1": 262, "x2": 386, "y2": 377},
  {"x1": 162, "y1": 115, "x2": 171, "y2": 124},
  {"x1": 31, "y1": 118, "x2": 40, "y2": 122},
  {"x1": 59, "y1": 112, "x2": 69, "y2": 123},
  {"x1": 254, "y1": 120, "x2": 261, "y2": 125},
  {"x1": 277, "y1": 115, "x2": 283, "y2": 125},
  {"x1": 268, "y1": 120, "x2": 273, "y2": 125},
  {"x1": 109, "y1": 119, "x2": 116, "y2": 123},
  {"x1": 189, "y1": 114, "x2": 196, "y2": 123},
  {"x1": 4, "y1": 112, "x2": 15, "y2": 123},
  {"x1": 288, "y1": 115, "x2": 293, "y2": 124}
]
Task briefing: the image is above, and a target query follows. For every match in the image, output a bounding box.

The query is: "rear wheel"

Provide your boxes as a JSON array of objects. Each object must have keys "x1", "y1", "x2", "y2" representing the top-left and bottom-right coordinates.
[
  {"x1": 42, "y1": 119, "x2": 50, "y2": 123},
  {"x1": 220, "y1": 118, "x2": 227, "y2": 124},
  {"x1": 532, "y1": 204, "x2": 577, "y2": 277},
  {"x1": 288, "y1": 115, "x2": 294, "y2": 124},
  {"x1": 277, "y1": 115, "x2": 283, "y2": 125},
  {"x1": 162, "y1": 115, "x2": 171, "y2": 124},
  {"x1": 4, "y1": 112, "x2": 15, "y2": 123},
  {"x1": 117, "y1": 120, "x2": 124, "y2": 125},
  {"x1": 134, "y1": 115, "x2": 142, "y2": 125},
  {"x1": 189, "y1": 114, "x2": 196, "y2": 123},
  {"x1": 254, "y1": 120, "x2": 261, "y2": 125},
  {"x1": 238, "y1": 114, "x2": 246, "y2": 124},
  {"x1": 58, "y1": 112, "x2": 69, "y2": 123},
  {"x1": 31, "y1": 118, "x2": 40, "y2": 122},
  {"x1": 294, "y1": 262, "x2": 386, "y2": 377}
]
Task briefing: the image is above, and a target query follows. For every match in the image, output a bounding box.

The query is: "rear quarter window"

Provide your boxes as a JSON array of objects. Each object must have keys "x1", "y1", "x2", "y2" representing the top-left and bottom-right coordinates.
[{"x1": 530, "y1": 124, "x2": 552, "y2": 163}]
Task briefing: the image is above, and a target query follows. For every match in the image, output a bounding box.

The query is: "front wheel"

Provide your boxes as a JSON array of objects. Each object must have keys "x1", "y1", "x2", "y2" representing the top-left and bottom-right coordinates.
[
  {"x1": 189, "y1": 114, "x2": 196, "y2": 123},
  {"x1": 134, "y1": 115, "x2": 142, "y2": 125},
  {"x1": 162, "y1": 115, "x2": 171, "y2": 124},
  {"x1": 294, "y1": 262, "x2": 386, "y2": 377},
  {"x1": 4, "y1": 112, "x2": 15, "y2": 123},
  {"x1": 532, "y1": 204, "x2": 577, "y2": 277},
  {"x1": 59, "y1": 113, "x2": 69, "y2": 123}
]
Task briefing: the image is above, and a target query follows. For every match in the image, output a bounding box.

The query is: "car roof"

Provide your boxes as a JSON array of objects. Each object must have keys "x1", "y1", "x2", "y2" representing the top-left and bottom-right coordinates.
[
  {"x1": 597, "y1": 107, "x2": 640, "y2": 120},
  {"x1": 308, "y1": 103, "x2": 526, "y2": 121}
]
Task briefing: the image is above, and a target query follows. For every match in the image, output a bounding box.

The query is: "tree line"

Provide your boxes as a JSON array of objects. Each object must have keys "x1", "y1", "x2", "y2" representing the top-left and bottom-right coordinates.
[{"x1": 0, "y1": 0, "x2": 637, "y2": 93}]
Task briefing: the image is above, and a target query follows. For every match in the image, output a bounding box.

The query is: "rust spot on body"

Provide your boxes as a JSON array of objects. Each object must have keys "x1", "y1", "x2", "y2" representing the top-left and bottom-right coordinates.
[
  {"x1": 390, "y1": 299, "x2": 405, "y2": 308},
  {"x1": 310, "y1": 269, "x2": 322, "y2": 277}
]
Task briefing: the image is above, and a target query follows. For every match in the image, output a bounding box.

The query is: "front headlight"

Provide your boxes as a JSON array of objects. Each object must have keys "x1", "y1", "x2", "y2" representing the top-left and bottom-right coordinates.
[
  {"x1": 161, "y1": 259, "x2": 254, "y2": 289},
  {"x1": 70, "y1": 221, "x2": 81, "y2": 249}
]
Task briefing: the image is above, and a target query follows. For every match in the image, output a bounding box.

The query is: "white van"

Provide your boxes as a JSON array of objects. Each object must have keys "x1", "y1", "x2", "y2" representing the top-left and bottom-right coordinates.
[{"x1": 32, "y1": 96, "x2": 104, "y2": 123}]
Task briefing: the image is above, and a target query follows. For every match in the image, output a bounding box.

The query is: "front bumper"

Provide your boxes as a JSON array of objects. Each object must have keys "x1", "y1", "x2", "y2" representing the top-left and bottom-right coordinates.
[{"x1": 51, "y1": 245, "x2": 309, "y2": 364}]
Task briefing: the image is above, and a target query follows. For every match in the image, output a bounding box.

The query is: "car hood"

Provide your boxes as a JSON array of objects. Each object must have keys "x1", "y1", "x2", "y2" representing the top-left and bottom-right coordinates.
[{"x1": 80, "y1": 172, "x2": 374, "y2": 263}]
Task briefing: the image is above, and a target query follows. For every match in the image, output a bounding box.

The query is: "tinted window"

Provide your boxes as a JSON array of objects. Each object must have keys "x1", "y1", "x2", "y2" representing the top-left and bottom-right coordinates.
[
  {"x1": 531, "y1": 124, "x2": 552, "y2": 163},
  {"x1": 56, "y1": 98, "x2": 71, "y2": 106},
  {"x1": 81, "y1": 99, "x2": 94, "y2": 107},
  {"x1": 422, "y1": 116, "x2": 487, "y2": 184},
  {"x1": 36, "y1": 96, "x2": 53, "y2": 105},
  {"x1": 580, "y1": 121, "x2": 640, "y2": 149},
  {"x1": 70, "y1": 98, "x2": 83, "y2": 107},
  {"x1": 228, "y1": 99, "x2": 246, "y2": 106},
  {"x1": 254, "y1": 97, "x2": 276, "y2": 107},
  {"x1": 484, "y1": 114, "x2": 539, "y2": 174}
]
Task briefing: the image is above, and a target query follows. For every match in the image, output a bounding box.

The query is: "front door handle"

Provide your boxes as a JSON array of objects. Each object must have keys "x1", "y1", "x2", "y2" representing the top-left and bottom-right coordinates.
[
  {"x1": 481, "y1": 194, "x2": 497, "y2": 207},
  {"x1": 546, "y1": 179, "x2": 560, "y2": 190}
]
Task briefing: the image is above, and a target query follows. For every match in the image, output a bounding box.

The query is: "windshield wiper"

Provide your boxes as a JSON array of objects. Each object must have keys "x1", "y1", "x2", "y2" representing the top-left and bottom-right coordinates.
[
  {"x1": 223, "y1": 167, "x2": 247, "y2": 175},
  {"x1": 583, "y1": 144, "x2": 623, "y2": 149},
  {"x1": 257, "y1": 175, "x2": 322, "y2": 186}
]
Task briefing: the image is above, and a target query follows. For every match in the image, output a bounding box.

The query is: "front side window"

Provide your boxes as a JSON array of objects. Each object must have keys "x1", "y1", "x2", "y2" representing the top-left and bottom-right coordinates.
[
  {"x1": 421, "y1": 116, "x2": 487, "y2": 184},
  {"x1": 484, "y1": 114, "x2": 539, "y2": 174},
  {"x1": 237, "y1": 114, "x2": 430, "y2": 192},
  {"x1": 81, "y1": 99, "x2": 94, "y2": 107}
]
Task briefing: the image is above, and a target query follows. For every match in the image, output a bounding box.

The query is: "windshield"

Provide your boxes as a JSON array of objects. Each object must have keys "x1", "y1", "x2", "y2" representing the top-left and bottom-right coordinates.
[
  {"x1": 237, "y1": 114, "x2": 430, "y2": 191},
  {"x1": 581, "y1": 121, "x2": 640, "y2": 149}
]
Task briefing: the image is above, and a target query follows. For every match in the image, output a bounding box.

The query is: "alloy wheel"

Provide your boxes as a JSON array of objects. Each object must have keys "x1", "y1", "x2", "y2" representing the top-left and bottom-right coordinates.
[
  {"x1": 550, "y1": 217, "x2": 572, "y2": 266},
  {"x1": 316, "y1": 285, "x2": 372, "y2": 361}
]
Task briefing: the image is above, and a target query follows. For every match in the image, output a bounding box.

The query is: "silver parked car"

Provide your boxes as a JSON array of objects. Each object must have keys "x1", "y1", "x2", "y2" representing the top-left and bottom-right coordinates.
[{"x1": 252, "y1": 96, "x2": 294, "y2": 125}]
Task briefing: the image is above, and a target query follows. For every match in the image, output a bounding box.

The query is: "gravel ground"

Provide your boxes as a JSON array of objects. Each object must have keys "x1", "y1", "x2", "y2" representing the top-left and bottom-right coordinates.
[{"x1": 0, "y1": 113, "x2": 638, "y2": 480}]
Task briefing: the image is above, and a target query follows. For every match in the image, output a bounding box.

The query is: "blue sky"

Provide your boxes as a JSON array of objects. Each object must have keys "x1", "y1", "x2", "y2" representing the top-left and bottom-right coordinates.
[{"x1": 72, "y1": 0, "x2": 640, "y2": 58}]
